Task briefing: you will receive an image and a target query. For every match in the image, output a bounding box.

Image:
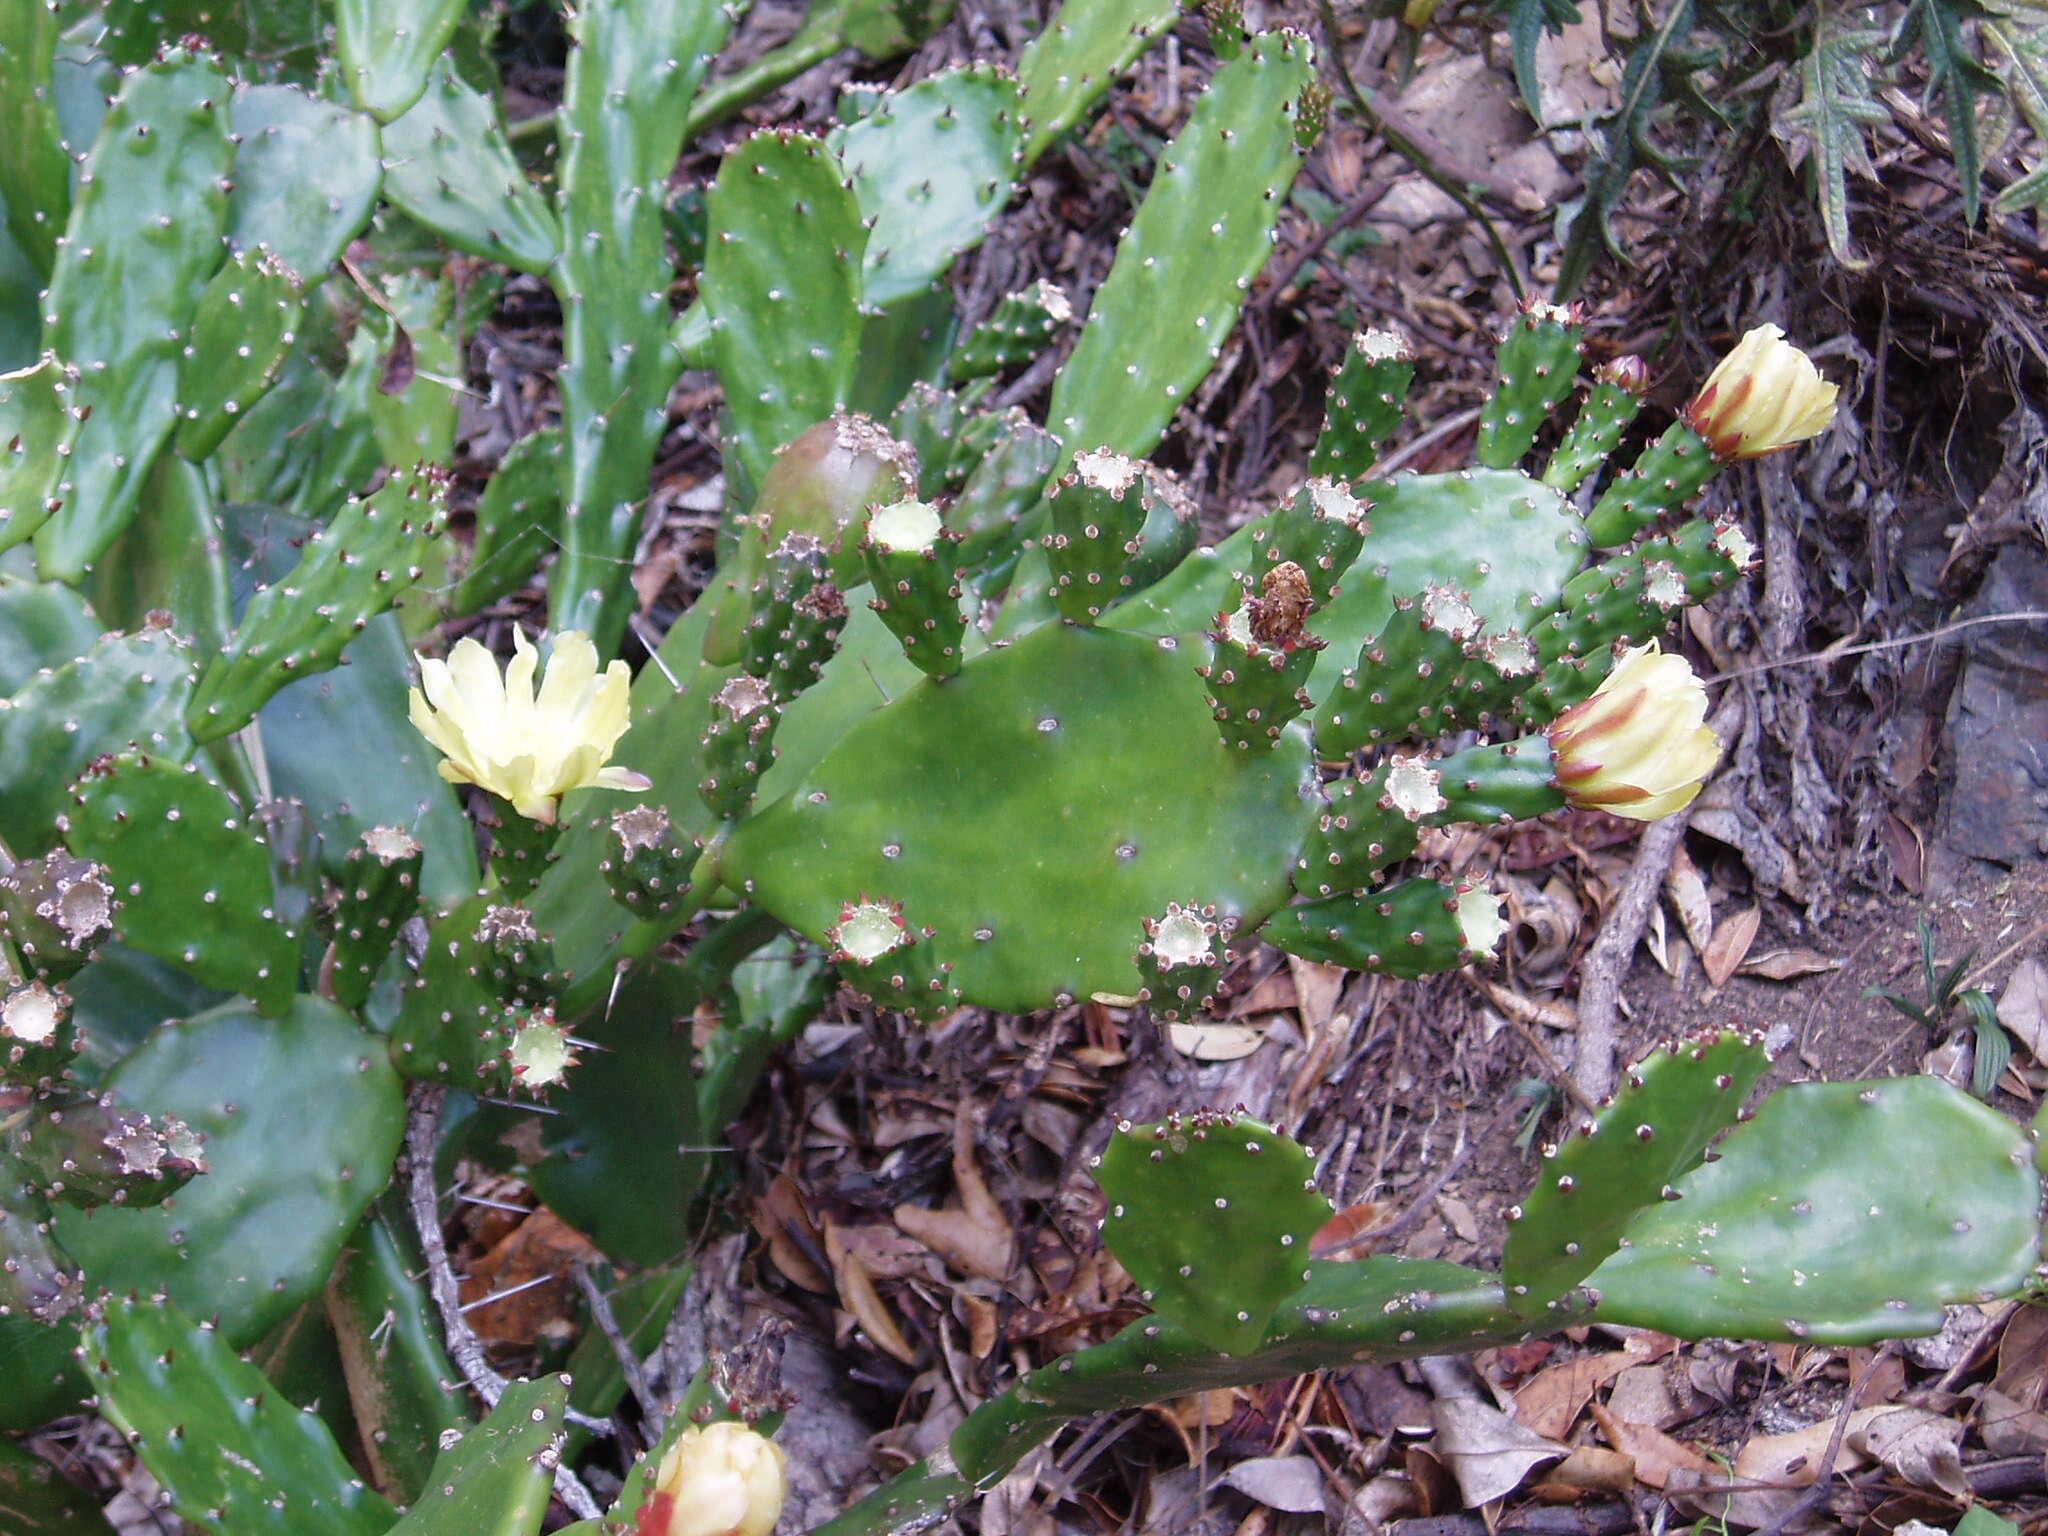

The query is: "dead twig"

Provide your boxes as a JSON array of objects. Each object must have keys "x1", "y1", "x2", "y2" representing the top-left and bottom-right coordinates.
[{"x1": 404, "y1": 1083, "x2": 609, "y2": 1520}]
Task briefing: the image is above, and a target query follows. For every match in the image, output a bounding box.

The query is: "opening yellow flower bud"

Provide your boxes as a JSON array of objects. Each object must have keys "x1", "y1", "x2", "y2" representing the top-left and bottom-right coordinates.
[
  {"x1": 638, "y1": 1421, "x2": 787, "y2": 1536},
  {"x1": 1546, "y1": 642, "x2": 1720, "y2": 821},
  {"x1": 406, "y1": 629, "x2": 649, "y2": 824},
  {"x1": 1682, "y1": 324, "x2": 1838, "y2": 461}
]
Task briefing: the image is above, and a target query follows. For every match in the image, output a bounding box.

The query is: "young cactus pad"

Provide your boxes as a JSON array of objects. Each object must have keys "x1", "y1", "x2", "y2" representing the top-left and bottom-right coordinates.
[
  {"x1": 1092, "y1": 1109, "x2": 1332, "y2": 1355},
  {"x1": 1502, "y1": 1028, "x2": 1772, "y2": 1315},
  {"x1": 1586, "y1": 1074, "x2": 2042, "y2": 1343},
  {"x1": 721, "y1": 621, "x2": 1318, "y2": 1011}
]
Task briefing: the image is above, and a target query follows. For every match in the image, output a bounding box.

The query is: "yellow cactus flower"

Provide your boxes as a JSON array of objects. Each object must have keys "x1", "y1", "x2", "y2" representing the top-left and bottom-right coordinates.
[
  {"x1": 637, "y1": 1421, "x2": 787, "y2": 1536},
  {"x1": 1682, "y1": 324, "x2": 1839, "y2": 461},
  {"x1": 407, "y1": 629, "x2": 648, "y2": 823},
  {"x1": 1547, "y1": 642, "x2": 1720, "y2": 821}
]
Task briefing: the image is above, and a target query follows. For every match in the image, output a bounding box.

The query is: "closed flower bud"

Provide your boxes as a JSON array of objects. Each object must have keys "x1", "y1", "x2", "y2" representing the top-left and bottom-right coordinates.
[
  {"x1": 1681, "y1": 324, "x2": 1838, "y2": 461},
  {"x1": 407, "y1": 629, "x2": 649, "y2": 824},
  {"x1": 1547, "y1": 642, "x2": 1720, "y2": 821},
  {"x1": 636, "y1": 1421, "x2": 787, "y2": 1536}
]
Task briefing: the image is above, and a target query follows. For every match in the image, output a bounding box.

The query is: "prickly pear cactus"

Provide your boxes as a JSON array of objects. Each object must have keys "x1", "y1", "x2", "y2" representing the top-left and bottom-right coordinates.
[
  {"x1": 1588, "y1": 1074, "x2": 2042, "y2": 1342},
  {"x1": 1502, "y1": 1028, "x2": 1772, "y2": 1314},
  {"x1": 1092, "y1": 1109, "x2": 1331, "y2": 1355},
  {"x1": 84, "y1": 1292, "x2": 398, "y2": 1536}
]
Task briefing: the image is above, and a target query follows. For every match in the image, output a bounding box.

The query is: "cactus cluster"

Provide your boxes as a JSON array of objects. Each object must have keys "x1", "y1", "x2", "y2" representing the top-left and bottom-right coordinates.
[{"x1": 0, "y1": 2, "x2": 2018, "y2": 1533}]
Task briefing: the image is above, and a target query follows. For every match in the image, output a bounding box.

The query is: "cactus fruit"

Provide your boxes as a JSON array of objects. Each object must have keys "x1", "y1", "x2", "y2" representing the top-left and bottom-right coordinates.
[
  {"x1": 0, "y1": 853, "x2": 114, "y2": 985},
  {"x1": 1137, "y1": 902, "x2": 1237, "y2": 1019},
  {"x1": 600, "y1": 805, "x2": 695, "y2": 922},
  {"x1": 6, "y1": 1090, "x2": 203, "y2": 1209},
  {"x1": 700, "y1": 676, "x2": 783, "y2": 820},
  {"x1": 1092, "y1": 1109, "x2": 1331, "y2": 1354},
  {"x1": 1200, "y1": 564, "x2": 1325, "y2": 751},
  {"x1": 861, "y1": 500, "x2": 969, "y2": 677},
  {"x1": 324, "y1": 827, "x2": 425, "y2": 1011},
  {"x1": 1263, "y1": 876, "x2": 1504, "y2": 978},
  {"x1": 1045, "y1": 449, "x2": 1160, "y2": 624},
  {"x1": 1542, "y1": 353, "x2": 1648, "y2": 494}
]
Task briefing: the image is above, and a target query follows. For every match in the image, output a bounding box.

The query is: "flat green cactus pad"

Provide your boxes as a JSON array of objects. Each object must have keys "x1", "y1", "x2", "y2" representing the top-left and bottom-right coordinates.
[
  {"x1": 83, "y1": 1292, "x2": 396, "y2": 1536},
  {"x1": 722, "y1": 622, "x2": 1318, "y2": 1012},
  {"x1": 52, "y1": 997, "x2": 406, "y2": 1346},
  {"x1": 382, "y1": 1375, "x2": 565, "y2": 1536},
  {"x1": 1588, "y1": 1075, "x2": 2042, "y2": 1343},
  {"x1": 1093, "y1": 1111, "x2": 1332, "y2": 1355},
  {"x1": 1503, "y1": 1028, "x2": 1771, "y2": 1317}
]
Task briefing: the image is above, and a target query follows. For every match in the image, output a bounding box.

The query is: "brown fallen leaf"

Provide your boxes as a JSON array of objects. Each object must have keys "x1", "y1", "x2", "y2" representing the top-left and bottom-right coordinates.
[
  {"x1": 1589, "y1": 1401, "x2": 1717, "y2": 1489},
  {"x1": 1738, "y1": 947, "x2": 1843, "y2": 980},
  {"x1": 1850, "y1": 1405, "x2": 1967, "y2": 1499},
  {"x1": 1514, "y1": 1351, "x2": 1635, "y2": 1440},
  {"x1": 824, "y1": 1220, "x2": 919, "y2": 1365},
  {"x1": 893, "y1": 1107, "x2": 1016, "y2": 1283},
  {"x1": 1997, "y1": 957, "x2": 2048, "y2": 1064},
  {"x1": 1166, "y1": 1020, "x2": 1266, "y2": 1060},
  {"x1": 457, "y1": 1207, "x2": 598, "y2": 1348},
  {"x1": 1286, "y1": 955, "x2": 1349, "y2": 1029},
  {"x1": 1310, "y1": 1200, "x2": 1398, "y2": 1259},
  {"x1": 1530, "y1": 1445, "x2": 1635, "y2": 1500},
  {"x1": 1976, "y1": 1386, "x2": 2048, "y2": 1457},
  {"x1": 1664, "y1": 843, "x2": 1714, "y2": 957},
  {"x1": 1702, "y1": 904, "x2": 1762, "y2": 987},
  {"x1": 754, "y1": 1174, "x2": 832, "y2": 1294}
]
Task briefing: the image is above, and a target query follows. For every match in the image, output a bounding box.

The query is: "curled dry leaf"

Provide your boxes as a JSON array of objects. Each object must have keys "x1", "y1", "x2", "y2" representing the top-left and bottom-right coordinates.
[
  {"x1": 1702, "y1": 904, "x2": 1762, "y2": 987},
  {"x1": 1165, "y1": 1020, "x2": 1265, "y2": 1060},
  {"x1": 1220, "y1": 1454, "x2": 1328, "y2": 1514},
  {"x1": 1430, "y1": 1396, "x2": 1569, "y2": 1507},
  {"x1": 1531, "y1": 1444, "x2": 1636, "y2": 1499},
  {"x1": 824, "y1": 1220, "x2": 919, "y2": 1366},
  {"x1": 754, "y1": 1174, "x2": 832, "y2": 1294},
  {"x1": 1997, "y1": 957, "x2": 2048, "y2": 1063},
  {"x1": 1513, "y1": 1351, "x2": 1635, "y2": 1440},
  {"x1": 1589, "y1": 1401, "x2": 1716, "y2": 1490},
  {"x1": 892, "y1": 1107, "x2": 1016, "y2": 1282},
  {"x1": 1738, "y1": 947, "x2": 1843, "y2": 980}
]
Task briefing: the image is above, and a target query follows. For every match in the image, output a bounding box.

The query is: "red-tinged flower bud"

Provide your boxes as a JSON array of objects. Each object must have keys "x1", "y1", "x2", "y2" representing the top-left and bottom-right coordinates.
[
  {"x1": 635, "y1": 1421, "x2": 787, "y2": 1536},
  {"x1": 1681, "y1": 325, "x2": 1838, "y2": 461},
  {"x1": 1547, "y1": 642, "x2": 1720, "y2": 821}
]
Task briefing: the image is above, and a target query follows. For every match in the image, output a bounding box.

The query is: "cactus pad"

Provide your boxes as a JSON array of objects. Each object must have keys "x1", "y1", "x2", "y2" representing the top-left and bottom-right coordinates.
[
  {"x1": 382, "y1": 1375, "x2": 566, "y2": 1536},
  {"x1": 0, "y1": 626, "x2": 194, "y2": 852},
  {"x1": 1093, "y1": 1110, "x2": 1331, "y2": 1355},
  {"x1": 1045, "y1": 31, "x2": 1312, "y2": 459},
  {"x1": 1588, "y1": 1075, "x2": 2042, "y2": 1342},
  {"x1": 83, "y1": 1292, "x2": 397, "y2": 1535},
  {"x1": 51, "y1": 997, "x2": 405, "y2": 1346},
  {"x1": 60, "y1": 752, "x2": 299, "y2": 1013},
  {"x1": 723, "y1": 621, "x2": 1317, "y2": 1011},
  {"x1": 1502, "y1": 1028, "x2": 1771, "y2": 1316}
]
